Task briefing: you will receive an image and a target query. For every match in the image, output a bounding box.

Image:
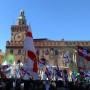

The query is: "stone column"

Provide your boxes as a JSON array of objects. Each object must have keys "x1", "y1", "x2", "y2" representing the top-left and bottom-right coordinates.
[
  {"x1": 62, "y1": 52, "x2": 63, "y2": 58},
  {"x1": 74, "y1": 54, "x2": 76, "y2": 65},
  {"x1": 73, "y1": 53, "x2": 74, "y2": 62},
  {"x1": 61, "y1": 52, "x2": 64, "y2": 66}
]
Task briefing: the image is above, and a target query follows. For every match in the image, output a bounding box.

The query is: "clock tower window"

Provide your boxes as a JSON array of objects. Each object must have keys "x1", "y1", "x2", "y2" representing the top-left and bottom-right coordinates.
[
  {"x1": 22, "y1": 21, "x2": 25, "y2": 25},
  {"x1": 17, "y1": 10, "x2": 27, "y2": 25},
  {"x1": 19, "y1": 21, "x2": 21, "y2": 25}
]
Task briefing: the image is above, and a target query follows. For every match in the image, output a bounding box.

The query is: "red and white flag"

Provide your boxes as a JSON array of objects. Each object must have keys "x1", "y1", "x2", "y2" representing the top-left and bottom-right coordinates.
[
  {"x1": 78, "y1": 46, "x2": 90, "y2": 61},
  {"x1": 19, "y1": 67, "x2": 30, "y2": 80},
  {"x1": 22, "y1": 25, "x2": 38, "y2": 80}
]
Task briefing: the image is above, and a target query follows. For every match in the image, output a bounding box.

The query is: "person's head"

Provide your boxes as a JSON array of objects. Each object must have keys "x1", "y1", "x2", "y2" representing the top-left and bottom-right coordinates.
[{"x1": 57, "y1": 80, "x2": 64, "y2": 87}]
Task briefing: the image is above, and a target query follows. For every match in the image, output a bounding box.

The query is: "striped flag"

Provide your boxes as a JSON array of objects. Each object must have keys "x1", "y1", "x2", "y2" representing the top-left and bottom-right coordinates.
[{"x1": 22, "y1": 25, "x2": 38, "y2": 80}]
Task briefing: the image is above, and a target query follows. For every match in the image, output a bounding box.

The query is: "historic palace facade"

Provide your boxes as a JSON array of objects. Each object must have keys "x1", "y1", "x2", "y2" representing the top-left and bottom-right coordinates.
[{"x1": 6, "y1": 10, "x2": 90, "y2": 70}]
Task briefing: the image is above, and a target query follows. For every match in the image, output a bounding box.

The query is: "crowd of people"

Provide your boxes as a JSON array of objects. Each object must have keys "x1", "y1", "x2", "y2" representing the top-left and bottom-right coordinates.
[{"x1": 0, "y1": 78, "x2": 90, "y2": 90}]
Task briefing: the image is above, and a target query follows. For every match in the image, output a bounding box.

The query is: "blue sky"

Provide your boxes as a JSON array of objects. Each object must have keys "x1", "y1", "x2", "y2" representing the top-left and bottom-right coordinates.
[{"x1": 0, "y1": 0, "x2": 90, "y2": 53}]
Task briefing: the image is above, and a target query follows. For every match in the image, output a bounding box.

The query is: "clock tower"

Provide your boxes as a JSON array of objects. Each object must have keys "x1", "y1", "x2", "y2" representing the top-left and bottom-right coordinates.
[{"x1": 6, "y1": 10, "x2": 28, "y2": 63}]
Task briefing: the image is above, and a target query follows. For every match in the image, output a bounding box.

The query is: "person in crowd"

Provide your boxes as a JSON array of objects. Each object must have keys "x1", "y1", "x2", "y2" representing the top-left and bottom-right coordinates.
[{"x1": 56, "y1": 80, "x2": 69, "y2": 90}]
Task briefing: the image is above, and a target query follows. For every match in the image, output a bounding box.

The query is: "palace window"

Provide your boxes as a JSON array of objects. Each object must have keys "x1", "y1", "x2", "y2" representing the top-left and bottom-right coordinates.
[
  {"x1": 36, "y1": 50, "x2": 40, "y2": 55},
  {"x1": 18, "y1": 50, "x2": 21, "y2": 55},
  {"x1": 86, "y1": 42, "x2": 88, "y2": 45},
  {"x1": 19, "y1": 21, "x2": 21, "y2": 25},
  {"x1": 20, "y1": 27, "x2": 21, "y2": 30},
  {"x1": 45, "y1": 50, "x2": 49, "y2": 55},
  {"x1": 17, "y1": 60, "x2": 21, "y2": 64},
  {"x1": 54, "y1": 50, "x2": 58, "y2": 55},
  {"x1": 22, "y1": 21, "x2": 25, "y2": 25},
  {"x1": 82, "y1": 42, "x2": 84, "y2": 45},
  {"x1": 10, "y1": 50, "x2": 13, "y2": 54}
]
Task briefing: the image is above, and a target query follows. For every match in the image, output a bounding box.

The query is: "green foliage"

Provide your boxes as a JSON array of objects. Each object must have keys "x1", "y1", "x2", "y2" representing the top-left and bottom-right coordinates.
[
  {"x1": 3, "y1": 54, "x2": 15, "y2": 64},
  {"x1": 7, "y1": 54, "x2": 15, "y2": 64}
]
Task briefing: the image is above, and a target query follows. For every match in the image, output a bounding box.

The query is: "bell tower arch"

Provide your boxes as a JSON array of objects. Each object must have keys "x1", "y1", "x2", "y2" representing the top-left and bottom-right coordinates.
[{"x1": 17, "y1": 10, "x2": 27, "y2": 25}]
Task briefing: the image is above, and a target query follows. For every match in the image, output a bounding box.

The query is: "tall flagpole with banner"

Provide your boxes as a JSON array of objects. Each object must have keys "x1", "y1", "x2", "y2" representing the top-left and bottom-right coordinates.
[{"x1": 19, "y1": 25, "x2": 38, "y2": 80}]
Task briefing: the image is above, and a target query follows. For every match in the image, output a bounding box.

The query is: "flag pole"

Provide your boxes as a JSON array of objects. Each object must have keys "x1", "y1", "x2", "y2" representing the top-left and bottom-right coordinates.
[
  {"x1": 21, "y1": 49, "x2": 24, "y2": 60},
  {"x1": 20, "y1": 49, "x2": 25, "y2": 64},
  {"x1": 24, "y1": 50, "x2": 27, "y2": 63}
]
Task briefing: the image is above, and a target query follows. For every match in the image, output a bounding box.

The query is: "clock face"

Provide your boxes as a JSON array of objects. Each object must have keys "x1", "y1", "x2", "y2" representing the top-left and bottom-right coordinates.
[{"x1": 14, "y1": 33, "x2": 23, "y2": 41}]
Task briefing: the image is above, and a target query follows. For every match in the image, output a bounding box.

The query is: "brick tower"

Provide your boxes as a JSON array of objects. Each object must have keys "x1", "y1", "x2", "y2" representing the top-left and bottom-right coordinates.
[{"x1": 6, "y1": 10, "x2": 28, "y2": 63}]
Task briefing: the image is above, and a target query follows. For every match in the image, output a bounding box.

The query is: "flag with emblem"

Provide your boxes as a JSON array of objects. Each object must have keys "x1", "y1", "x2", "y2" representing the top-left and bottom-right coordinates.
[
  {"x1": 78, "y1": 46, "x2": 90, "y2": 61},
  {"x1": 22, "y1": 25, "x2": 38, "y2": 80}
]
